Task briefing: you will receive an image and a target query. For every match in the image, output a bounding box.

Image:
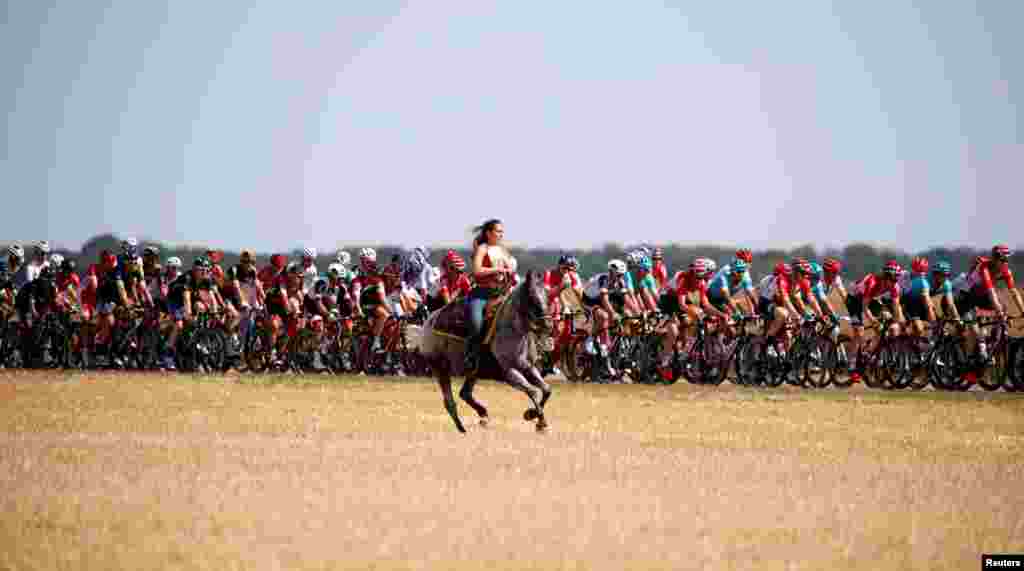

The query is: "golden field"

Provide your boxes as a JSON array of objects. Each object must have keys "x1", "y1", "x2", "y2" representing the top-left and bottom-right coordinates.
[{"x1": 1, "y1": 371, "x2": 1022, "y2": 570}]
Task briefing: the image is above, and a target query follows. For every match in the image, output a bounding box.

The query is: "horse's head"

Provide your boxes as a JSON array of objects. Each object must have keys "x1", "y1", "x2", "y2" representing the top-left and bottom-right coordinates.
[{"x1": 518, "y1": 270, "x2": 549, "y2": 332}]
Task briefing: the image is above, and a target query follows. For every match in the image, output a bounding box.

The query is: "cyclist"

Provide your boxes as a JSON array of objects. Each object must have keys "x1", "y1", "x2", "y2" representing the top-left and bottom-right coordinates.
[
  {"x1": 352, "y1": 248, "x2": 392, "y2": 354},
  {"x1": 142, "y1": 247, "x2": 165, "y2": 311},
  {"x1": 952, "y1": 245, "x2": 1024, "y2": 362},
  {"x1": 300, "y1": 247, "x2": 319, "y2": 291},
  {"x1": 900, "y1": 257, "x2": 938, "y2": 340},
  {"x1": 428, "y1": 251, "x2": 470, "y2": 311},
  {"x1": 756, "y1": 262, "x2": 803, "y2": 358},
  {"x1": 54, "y1": 258, "x2": 81, "y2": 311},
  {"x1": 628, "y1": 252, "x2": 660, "y2": 314},
  {"x1": 707, "y1": 257, "x2": 757, "y2": 319},
  {"x1": 658, "y1": 258, "x2": 729, "y2": 381},
  {"x1": 581, "y1": 259, "x2": 636, "y2": 377},
  {"x1": 930, "y1": 261, "x2": 960, "y2": 321},
  {"x1": 544, "y1": 254, "x2": 583, "y2": 375},
  {"x1": 259, "y1": 254, "x2": 288, "y2": 291},
  {"x1": 164, "y1": 257, "x2": 221, "y2": 369},
  {"x1": 0, "y1": 261, "x2": 15, "y2": 318},
  {"x1": 15, "y1": 265, "x2": 59, "y2": 329},
  {"x1": 845, "y1": 260, "x2": 905, "y2": 381}
]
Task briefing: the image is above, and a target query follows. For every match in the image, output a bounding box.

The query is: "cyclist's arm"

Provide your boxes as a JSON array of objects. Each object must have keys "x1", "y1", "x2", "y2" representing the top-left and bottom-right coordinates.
[
  {"x1": 702, "y1": 292, "x2": 728, "y2": 320},
  {"x1": 599, "y1": 290, "x2": 619, "y2": 320},
  {"x1": 116, "y1": 280, "x2": 130, "y2": 307},
  {"x1": 183, "y1": 290, "x2": 193, "y2": 319}
]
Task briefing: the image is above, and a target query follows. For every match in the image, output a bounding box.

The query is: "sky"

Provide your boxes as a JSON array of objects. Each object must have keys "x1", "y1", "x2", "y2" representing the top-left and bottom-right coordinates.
[{"x1": 2, "y1": 1, "x2": 1021, "y2": 253}]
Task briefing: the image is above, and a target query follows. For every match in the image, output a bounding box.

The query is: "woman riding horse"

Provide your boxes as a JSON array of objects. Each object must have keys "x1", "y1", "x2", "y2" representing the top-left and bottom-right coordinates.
[{"x1": 465, "y1": 219, "x2": 515, "y2": 371}]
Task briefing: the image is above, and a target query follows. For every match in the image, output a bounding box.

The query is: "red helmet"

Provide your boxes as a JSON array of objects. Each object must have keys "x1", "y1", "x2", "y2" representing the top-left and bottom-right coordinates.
[
  {"x1": 911, "y1": 256, "x2": 929, "y2": 274},
  {"x1": 883, "y1": 260, "x2": 902, "y2": 277},
  {"x1": 689, "y1": 258, "x2": 710, "y2": 278},
  {"x1": 205, "y1": 249, "x2": 224, "y2": 264},
  {"x1": 270, "y1": 254, "x2": 287, "y2": 271},
  {"x1": 774, "y1": 262, "x2": 792, "y2": 276},
  {"x1": 822, "y1": 257, "x2": 842, "y2": 274},
  {"x1": 992, "y1": 244, "x2": 1012, "y2": 261},
  {"x1": 735, "y1": 248, "x2": 753, "y2": 264},
  {"x1": 444, "y1": 250, "x2": 466, "y2": 272}
]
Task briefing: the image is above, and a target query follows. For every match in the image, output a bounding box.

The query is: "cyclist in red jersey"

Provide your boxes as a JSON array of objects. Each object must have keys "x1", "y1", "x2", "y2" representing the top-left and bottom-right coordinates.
[
  {"x1": 542, "y1": 254, "x2": 583, "y2": 376},
  {"x1": 258, "y1": 254, "x2": 288, "y2": 291},
  {"x1": 845, "y1": 260, "x2": 905, "y2": 381},
  {"x1": 431, "y1": 250, "x2": 472, "y2": 310},
  {"x1": 954, "y1": 245, "x2": 1023, "y2": 361}
]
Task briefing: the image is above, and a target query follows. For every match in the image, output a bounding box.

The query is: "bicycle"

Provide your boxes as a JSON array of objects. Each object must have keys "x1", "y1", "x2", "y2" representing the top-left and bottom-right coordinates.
[{"x1": 175, "y1": 309, "x2": 228, "y2": 373}]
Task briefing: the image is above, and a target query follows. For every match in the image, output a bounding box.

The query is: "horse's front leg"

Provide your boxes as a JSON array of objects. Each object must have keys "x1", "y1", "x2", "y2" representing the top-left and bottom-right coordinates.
[
  {"x1": 505, "y1": 367, "x2": 547, "y2": 433},
  {"x1": 524, "y1": 364, "x2": 552, "y2": 410}
]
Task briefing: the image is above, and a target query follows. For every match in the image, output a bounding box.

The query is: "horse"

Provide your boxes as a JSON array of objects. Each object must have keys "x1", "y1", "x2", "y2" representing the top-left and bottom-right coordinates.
[{"x1": 419, "y1": 270, "x2": 553, "y2": 433}]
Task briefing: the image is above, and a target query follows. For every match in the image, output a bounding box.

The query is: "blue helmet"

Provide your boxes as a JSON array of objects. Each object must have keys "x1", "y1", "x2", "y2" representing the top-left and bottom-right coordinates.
[
  {"x1": 637, "y1": 255, "x2": 652, "y2": 272},
  {"x1": 731, "y1": 259, "x2": 749, "y2": 274},
  {"x1": 933, "y1": 261, "x2": 952, "y2": 276},
  {"x1": 808, "y1": 261, "x2": 823, "y2": 279}
]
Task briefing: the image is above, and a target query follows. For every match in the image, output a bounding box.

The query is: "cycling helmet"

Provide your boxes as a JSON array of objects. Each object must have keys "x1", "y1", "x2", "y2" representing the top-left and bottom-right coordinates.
[
  {"x1": 558, "y1": 254, "x2": 579, "y2": 269},
  {"x1": 690, "y1": 258, "x2": 709, "y2": 278},
  {"x1": 735, "y1": 248, "x2": 753, "y2": 264},
  {"x1": 270, "y1": 254, "x2": 287, "y2": 270},
  {"x1": 822, "y1": 257, "x2": 842, "y2": 275},
  {"x1": 933, "y1": 261, "x2": 952, "y2": 276},
  {"x1": 143, "y1": 246, "x2": 159, "y2": 258},
  {"x1": 774, "y1": 262, "x2": 792, "y2": 276},
  {"x1": 49, "y1": 253, "x2": 64, "y2": 268},
  {"x1": 637, "y1": 255, "x2": 653, "y2": 272},
  {"x1": 444, "y1": 250, "x2": 466, "y2": 271},
  {"x1": 911, "y1": 257, "x2": 929, "y2": 274},
  {"x1": 60, "y1": 258, "x2": 77, "y2": 274},
  {"x1": 992, "y1": 244, "x2": 1012, "y2": 261},
  {"x1": 7, "y1": 244, "x2": 25, "y2": 261},
  {"x1": 35, "y1": 240, "x2": 51, "y2": 255},
  {"x1": 193, "y1": 257, "x2": 212, "y2": 270},
  {"x1": 165, "y1": 257, "x2": 182, "y2": 269},
  {"x1": 302, "y1": 247, "x2": 317, "y2": 259},
  {"x1": 790, "y1": 258, "x2": 811, "y2": 276},
  {"x1": 239, "y1": 250, "x2": 254, "y2": 263},
  {"x1": 359, "y1": 247, "x2": 377, "y2": 262},
  {"x1": 731, "y1": 260, "x2": 749, "y2": 274},
  {"x1": 883, "y1": 260, "x2": 901, "y2": 277},
  {"x1": 39, "y1": 266, "x2": 55, "y2": 281},
  {"x1": 808, "y1": 261, "x2": 823, "y2": 278},
  {"x1": 313, "y1": 279, "x2": 328, "y2": 295},
  {"x1": 652, "y1": 247, "x2": 664, "y2": 260},
  {"x1": 286, "y1": 262, "x2": 303, "y2": 276},
  {"x1": 120, "y1": 238, "x2": 137, "y2": 257},
  {"x1": 336, "y1": 250, "x2": 352, "y2": 266},
  {"x1": 698, "y1": 257, "x2": 717, "y2": 274},
  {"x1": 608, "y1": 259, "x2": 627, "y2": 274}
]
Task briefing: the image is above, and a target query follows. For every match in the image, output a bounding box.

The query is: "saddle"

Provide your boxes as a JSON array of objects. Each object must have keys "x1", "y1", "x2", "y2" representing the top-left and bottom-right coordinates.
[{"x1": 430, "y1": 292, "x2": 512, "y2": 346}]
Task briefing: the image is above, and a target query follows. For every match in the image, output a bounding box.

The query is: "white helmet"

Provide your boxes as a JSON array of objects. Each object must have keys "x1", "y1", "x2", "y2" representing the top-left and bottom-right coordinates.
[
  {"x1": 35, "y1": 240, "x2": 51, "y2": 255},
  {"x1": 49, "y1": 254, "x2": 65, "y2": 267},
  {"x1": 302, "y1": 247, "x2": 317, "y2": 259},
  {"x1": 608, "y1": 259, "x2": 627, "y2": 274},
  {"x1": 8, "y1": 244, "x2": 25, "y2": 260},
  {"x1": 165, "y1": 257, "x2": 183, "y2": 268},
  {"x1": 359, "y1": 247, "x2": 377, "y2": 262},
  {"x1": 697, "y1": 257, "x2": 717, "y2": 274},
  {"x1": 336, "y1": 250, "x2": 351, "y2": 266}
]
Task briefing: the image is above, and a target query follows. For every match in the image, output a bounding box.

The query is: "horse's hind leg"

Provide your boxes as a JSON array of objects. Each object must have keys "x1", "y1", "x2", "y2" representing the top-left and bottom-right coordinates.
[
  {"x1": 459, "y1": 374, "x2": 490, "y2": 426},
  {"x1": 436, "y1": 361, "x2": 466, "y2": 433},
  {"x1": 524, "y1": 365, "x2": 553, "y2": 410},
  {"x1": 505, "y1": 368, "x2": 547, "y2": 433}
]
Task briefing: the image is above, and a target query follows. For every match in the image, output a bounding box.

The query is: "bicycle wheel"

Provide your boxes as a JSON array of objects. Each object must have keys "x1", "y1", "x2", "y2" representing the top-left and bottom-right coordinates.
[
  {"x1": 244, "y1": 332, "x2": 271, "y2": 373},
  {"x1": 928, "y1": 338, "x2": 970, "y2": 391},
  {"x1": 193, "y1": 329, "x2": 226, "y2": 373},
  {"x1": 978, "y1": 344, "x2": 1007, "y2": 391},
  {"x1": 887, "y1": 340, "x2": 915, "y2": 390},
  {"x1": 563, "y1": 336, "x2": 593, "y2": 383},
  {"x1": 1009, "y1": 339, "x2": 1024, "y2": 391},
  {"x1": 734, "y1": 339, "x2": 759, "y2": 386}
]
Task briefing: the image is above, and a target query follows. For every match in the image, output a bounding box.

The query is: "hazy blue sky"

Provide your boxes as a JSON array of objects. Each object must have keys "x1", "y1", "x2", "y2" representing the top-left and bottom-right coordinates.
[{"x1": 2, "y1": 1, "x2": 1021, "y2": 253}]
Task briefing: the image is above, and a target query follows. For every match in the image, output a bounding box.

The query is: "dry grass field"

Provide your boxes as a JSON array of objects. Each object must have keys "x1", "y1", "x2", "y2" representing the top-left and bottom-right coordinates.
[{"x1": 1, "y1": 371, "x2": 1022, "y2": 570}]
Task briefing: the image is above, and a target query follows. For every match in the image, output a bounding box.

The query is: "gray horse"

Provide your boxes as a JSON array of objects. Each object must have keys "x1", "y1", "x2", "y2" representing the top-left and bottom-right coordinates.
[{"x1": 420, "y1": 271, "x2": 553, "y2": 433}]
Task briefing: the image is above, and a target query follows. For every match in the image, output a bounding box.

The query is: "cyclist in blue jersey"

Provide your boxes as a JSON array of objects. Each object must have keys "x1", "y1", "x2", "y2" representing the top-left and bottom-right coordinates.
[
  {"x1": 929, "y1": 261, "x2": 960, "y2": 322},
  {"x1": 627, "y1": 252, "x2": 659, "y2": 314},
  {"x1": 900, "y1": 257, "x2": 938, "y2": 339},
  {"x1": 707, "y1": 258, "x2": 757, "y2": 318}
]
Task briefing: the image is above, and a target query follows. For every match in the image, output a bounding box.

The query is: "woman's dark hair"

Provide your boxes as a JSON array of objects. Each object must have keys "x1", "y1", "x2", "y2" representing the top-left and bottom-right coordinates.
[{"x1": 472, "y1": 219, "x2": 503, "y2": 249}]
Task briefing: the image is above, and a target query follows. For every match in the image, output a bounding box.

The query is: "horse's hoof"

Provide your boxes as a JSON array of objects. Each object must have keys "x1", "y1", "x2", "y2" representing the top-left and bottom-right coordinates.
[
  {"x1": 479, "y1": 417, "x2": 490, "y2": 428},
  {"x1": 536, "y1": 421, "x2": 549, "y2": 434},
  {"x1": 523, "y1": 409, "x2": 539, "y2": 422}
]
